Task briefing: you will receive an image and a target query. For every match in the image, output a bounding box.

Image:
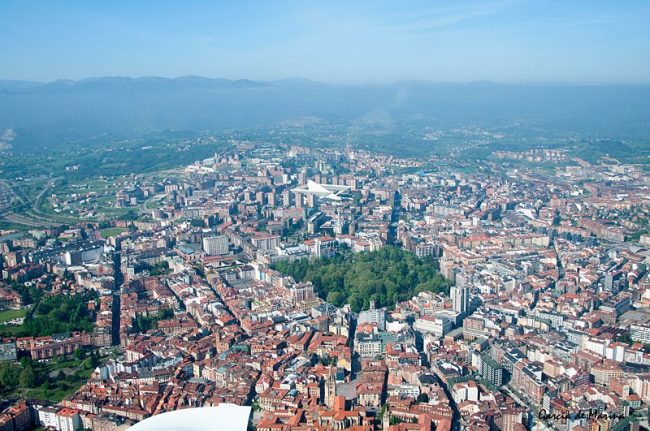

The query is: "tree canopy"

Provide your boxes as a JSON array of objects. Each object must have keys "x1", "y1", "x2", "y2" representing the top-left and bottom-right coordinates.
[
  {"x1": 19, "y1": 364, "x2": 36, "y2": 388},
  {"x1": 273, "y1": 246, "x2": 449, "y2": 312},
  {"x1": 132, "y1": 308, "x2": 174, "y2": 333},
  {"x1": 0, "y1": 292, "x2": 96, "y2": 337},
  {"x1": 0, "y1": 362, "x2": 19, "y2": 390}
]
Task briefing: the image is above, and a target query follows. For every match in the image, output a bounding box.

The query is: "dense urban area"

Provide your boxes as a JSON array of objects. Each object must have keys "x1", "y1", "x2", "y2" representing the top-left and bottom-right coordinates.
[{"x1": 1, "y1": 141, "x2": 650, "y2": 431}]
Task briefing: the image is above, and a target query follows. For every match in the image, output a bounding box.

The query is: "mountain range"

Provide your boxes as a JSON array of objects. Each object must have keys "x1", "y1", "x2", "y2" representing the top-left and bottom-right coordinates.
[{"x1": 0, "y1": 76, "x2": 328, "y2": 94}]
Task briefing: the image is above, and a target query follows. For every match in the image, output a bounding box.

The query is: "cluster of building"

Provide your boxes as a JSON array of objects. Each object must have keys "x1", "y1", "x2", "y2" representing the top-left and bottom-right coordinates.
[
  {"x1": 1, "y1": 142, "x2": 650, "y2": 430},
  {"x1": 492, "y1": 149, "x2": 567, "y2": 163}
]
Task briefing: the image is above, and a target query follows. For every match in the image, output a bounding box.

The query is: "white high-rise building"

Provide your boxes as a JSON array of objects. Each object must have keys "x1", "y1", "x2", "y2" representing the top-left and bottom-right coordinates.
[
  {"x1": 358, "y1": 301, "x2": 386, "y2": 331},
  {"x1": 451, "y1": 285, "x2": 470, "y2": 315},
  {"x1": 202, "y1": 235, "x2": 229, "y2": 256}
]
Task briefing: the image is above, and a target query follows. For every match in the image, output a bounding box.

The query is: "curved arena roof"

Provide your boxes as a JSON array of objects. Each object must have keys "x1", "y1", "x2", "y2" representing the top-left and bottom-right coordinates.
[{"x1": 128, "y1": 405, "x2": 251, "y2": 431}]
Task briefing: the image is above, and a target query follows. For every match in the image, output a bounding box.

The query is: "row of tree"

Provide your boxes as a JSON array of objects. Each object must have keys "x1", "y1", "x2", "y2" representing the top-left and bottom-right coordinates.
[{"x1": 273, "y1": 246, "x2": 450, "y2": 312}]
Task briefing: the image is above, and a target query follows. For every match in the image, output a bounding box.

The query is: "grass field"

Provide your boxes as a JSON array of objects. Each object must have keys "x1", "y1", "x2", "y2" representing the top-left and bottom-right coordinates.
[
  {"x1": 99, "y1": 227, "x2": 129, "y2": 238},
  {"x1": 145, "y1": 199, "x2": 161, "y2": 209},
  {"x1": 0, "y1": 308, "x2": 26, "y2": 323}
]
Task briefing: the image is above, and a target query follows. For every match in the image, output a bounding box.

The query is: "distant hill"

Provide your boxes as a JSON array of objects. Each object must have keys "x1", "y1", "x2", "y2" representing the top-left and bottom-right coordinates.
[
  {"x1": 0, "y1": 76, "x2": 329, "y2": 94},
  {"x1": 0, "y1": 76, "x2": 649, "y2": 154}
]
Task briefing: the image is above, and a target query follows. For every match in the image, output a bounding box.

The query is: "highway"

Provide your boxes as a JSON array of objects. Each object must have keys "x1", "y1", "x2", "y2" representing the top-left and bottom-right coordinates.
[{"x1": 0, "y1": 177, "x2": 65, "y2": 227}]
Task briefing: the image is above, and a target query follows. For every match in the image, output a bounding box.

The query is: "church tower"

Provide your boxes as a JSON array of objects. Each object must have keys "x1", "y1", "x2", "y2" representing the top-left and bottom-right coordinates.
[{"x1": 324, "y1": 366, "x2": 336, "y2": 408}]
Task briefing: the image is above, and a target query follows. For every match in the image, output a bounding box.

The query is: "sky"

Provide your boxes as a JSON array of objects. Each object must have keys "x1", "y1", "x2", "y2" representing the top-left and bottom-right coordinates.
[{"x1": 0, "y1": 0, "x2": 649, "y2": 84}]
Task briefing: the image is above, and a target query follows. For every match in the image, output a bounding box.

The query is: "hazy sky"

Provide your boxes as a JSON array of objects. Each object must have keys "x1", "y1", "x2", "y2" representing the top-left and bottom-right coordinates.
[{"x1": 1, "y1": 0, "x2": 649, "y2": 84}]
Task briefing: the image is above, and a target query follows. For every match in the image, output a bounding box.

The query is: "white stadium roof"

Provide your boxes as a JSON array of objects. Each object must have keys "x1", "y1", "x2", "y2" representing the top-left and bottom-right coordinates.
[
  {"x1": 291, "y1": 180, "x2": 351, "y2": 201},
  {"x1": 128, "y1": 405, "x2": 251, "y2": 431}
]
